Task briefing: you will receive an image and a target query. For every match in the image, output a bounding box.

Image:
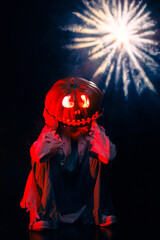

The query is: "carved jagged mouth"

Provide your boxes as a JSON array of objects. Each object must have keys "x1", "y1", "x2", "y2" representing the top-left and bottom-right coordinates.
[{"x1": 58, "y1": 111, "x2": 99, "y2": 126}]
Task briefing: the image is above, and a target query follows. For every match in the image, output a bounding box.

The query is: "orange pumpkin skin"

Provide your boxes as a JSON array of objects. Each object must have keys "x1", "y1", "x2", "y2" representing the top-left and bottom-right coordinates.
[{"x1": 43, "y1": 77, "x2": 103, "y2": 127}]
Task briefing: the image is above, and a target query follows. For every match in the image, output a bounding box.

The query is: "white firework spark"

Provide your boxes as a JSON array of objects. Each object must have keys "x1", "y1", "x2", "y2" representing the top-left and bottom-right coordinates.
[{"x1": 64, "y1": 0, "x2": 159, "y2": 96}]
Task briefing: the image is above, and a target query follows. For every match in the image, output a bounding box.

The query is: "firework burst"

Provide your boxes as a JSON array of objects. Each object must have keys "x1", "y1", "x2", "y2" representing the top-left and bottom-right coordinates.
[{"x1": 64, "y1": 0, "x2": 159, "y2": 96}]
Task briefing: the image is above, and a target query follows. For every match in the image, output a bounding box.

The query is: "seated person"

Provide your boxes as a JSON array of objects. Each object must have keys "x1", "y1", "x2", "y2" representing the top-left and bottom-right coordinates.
[{"x1": 20, "y1": 78, "x2": 117, "y2": 231}]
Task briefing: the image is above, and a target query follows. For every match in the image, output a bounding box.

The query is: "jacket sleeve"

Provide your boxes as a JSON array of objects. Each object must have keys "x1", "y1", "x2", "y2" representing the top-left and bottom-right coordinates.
[
  {"x1": 87, "y1": 121, "x2": 117, "y2": 164},
  {"x1": 30, "y1": 125, "x2": 62, "y2": 163}
]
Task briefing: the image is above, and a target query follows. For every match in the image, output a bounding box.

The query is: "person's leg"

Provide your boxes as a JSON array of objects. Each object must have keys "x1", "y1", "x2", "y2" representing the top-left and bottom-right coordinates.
[
  {"x1": 95, "y1": 162, "x2": 117, "y2": 227},
  {"x1": 30, "y1": 160, "x2": 59, "y2": 230},
  {"x1": 88, "y1": 158, "x2": 117, "y2": 227}
]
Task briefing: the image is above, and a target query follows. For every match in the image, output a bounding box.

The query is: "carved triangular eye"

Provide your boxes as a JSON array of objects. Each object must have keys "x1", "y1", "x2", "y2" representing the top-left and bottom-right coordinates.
[
  {"x1": 80, "y1": 94, "x2": 90, "y2": 108},
  {"x1": 62, "y1": 95, "x2": 74, "y2": 108}
]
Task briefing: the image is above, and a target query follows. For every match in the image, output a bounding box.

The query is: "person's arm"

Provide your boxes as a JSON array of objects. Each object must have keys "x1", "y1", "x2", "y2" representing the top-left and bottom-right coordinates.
[
  {"x1": 87, "y1": 121, "x2": 117, "y2": 164},
  {"x1": 30, "y1": 120, "x2": 62, "y2": 163}
]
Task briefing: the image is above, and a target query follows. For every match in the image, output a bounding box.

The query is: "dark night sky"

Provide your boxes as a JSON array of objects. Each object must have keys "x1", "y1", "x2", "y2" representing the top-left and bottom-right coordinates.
[{"x1": 0, "y1": 0, "x2": 160, "y2": 233}]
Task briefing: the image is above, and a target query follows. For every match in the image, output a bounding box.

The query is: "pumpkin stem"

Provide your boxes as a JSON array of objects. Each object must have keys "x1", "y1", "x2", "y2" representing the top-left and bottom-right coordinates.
[{"x1": 70, "y1": 78, "x2": 77, "y2": 88}]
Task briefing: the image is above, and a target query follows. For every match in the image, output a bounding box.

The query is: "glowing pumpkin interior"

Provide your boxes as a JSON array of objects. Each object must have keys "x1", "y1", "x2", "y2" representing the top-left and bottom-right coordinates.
[{"x1": 43, "y1": 77, "x2": 103, "y2": 127}]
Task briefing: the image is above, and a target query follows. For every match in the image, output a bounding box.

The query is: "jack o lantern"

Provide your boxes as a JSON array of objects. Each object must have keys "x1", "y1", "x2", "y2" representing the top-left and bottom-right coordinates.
[{"x1": 43, "y1": 77, "x2": 103, "y2": 127}]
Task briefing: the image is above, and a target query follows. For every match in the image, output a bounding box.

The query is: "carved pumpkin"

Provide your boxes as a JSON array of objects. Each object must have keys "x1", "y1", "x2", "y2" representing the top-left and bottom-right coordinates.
[{"x1": 43, "y1": 77, "x2": 103, "y2": 127}]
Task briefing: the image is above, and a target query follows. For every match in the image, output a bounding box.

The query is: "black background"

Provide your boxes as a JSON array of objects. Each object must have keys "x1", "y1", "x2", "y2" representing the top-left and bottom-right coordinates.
[{"x1": 1, "y1": 0, "x2": 160, "y2": 235}]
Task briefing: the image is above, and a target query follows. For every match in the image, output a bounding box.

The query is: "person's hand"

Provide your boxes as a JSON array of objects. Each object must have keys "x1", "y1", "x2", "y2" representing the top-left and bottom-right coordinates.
[
  {"x1": 49, "y1": 117, "x2": 59, "y2": 131},
  {"x1": 43, "y1": 108, "x2": 59, "y2": 130}
]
